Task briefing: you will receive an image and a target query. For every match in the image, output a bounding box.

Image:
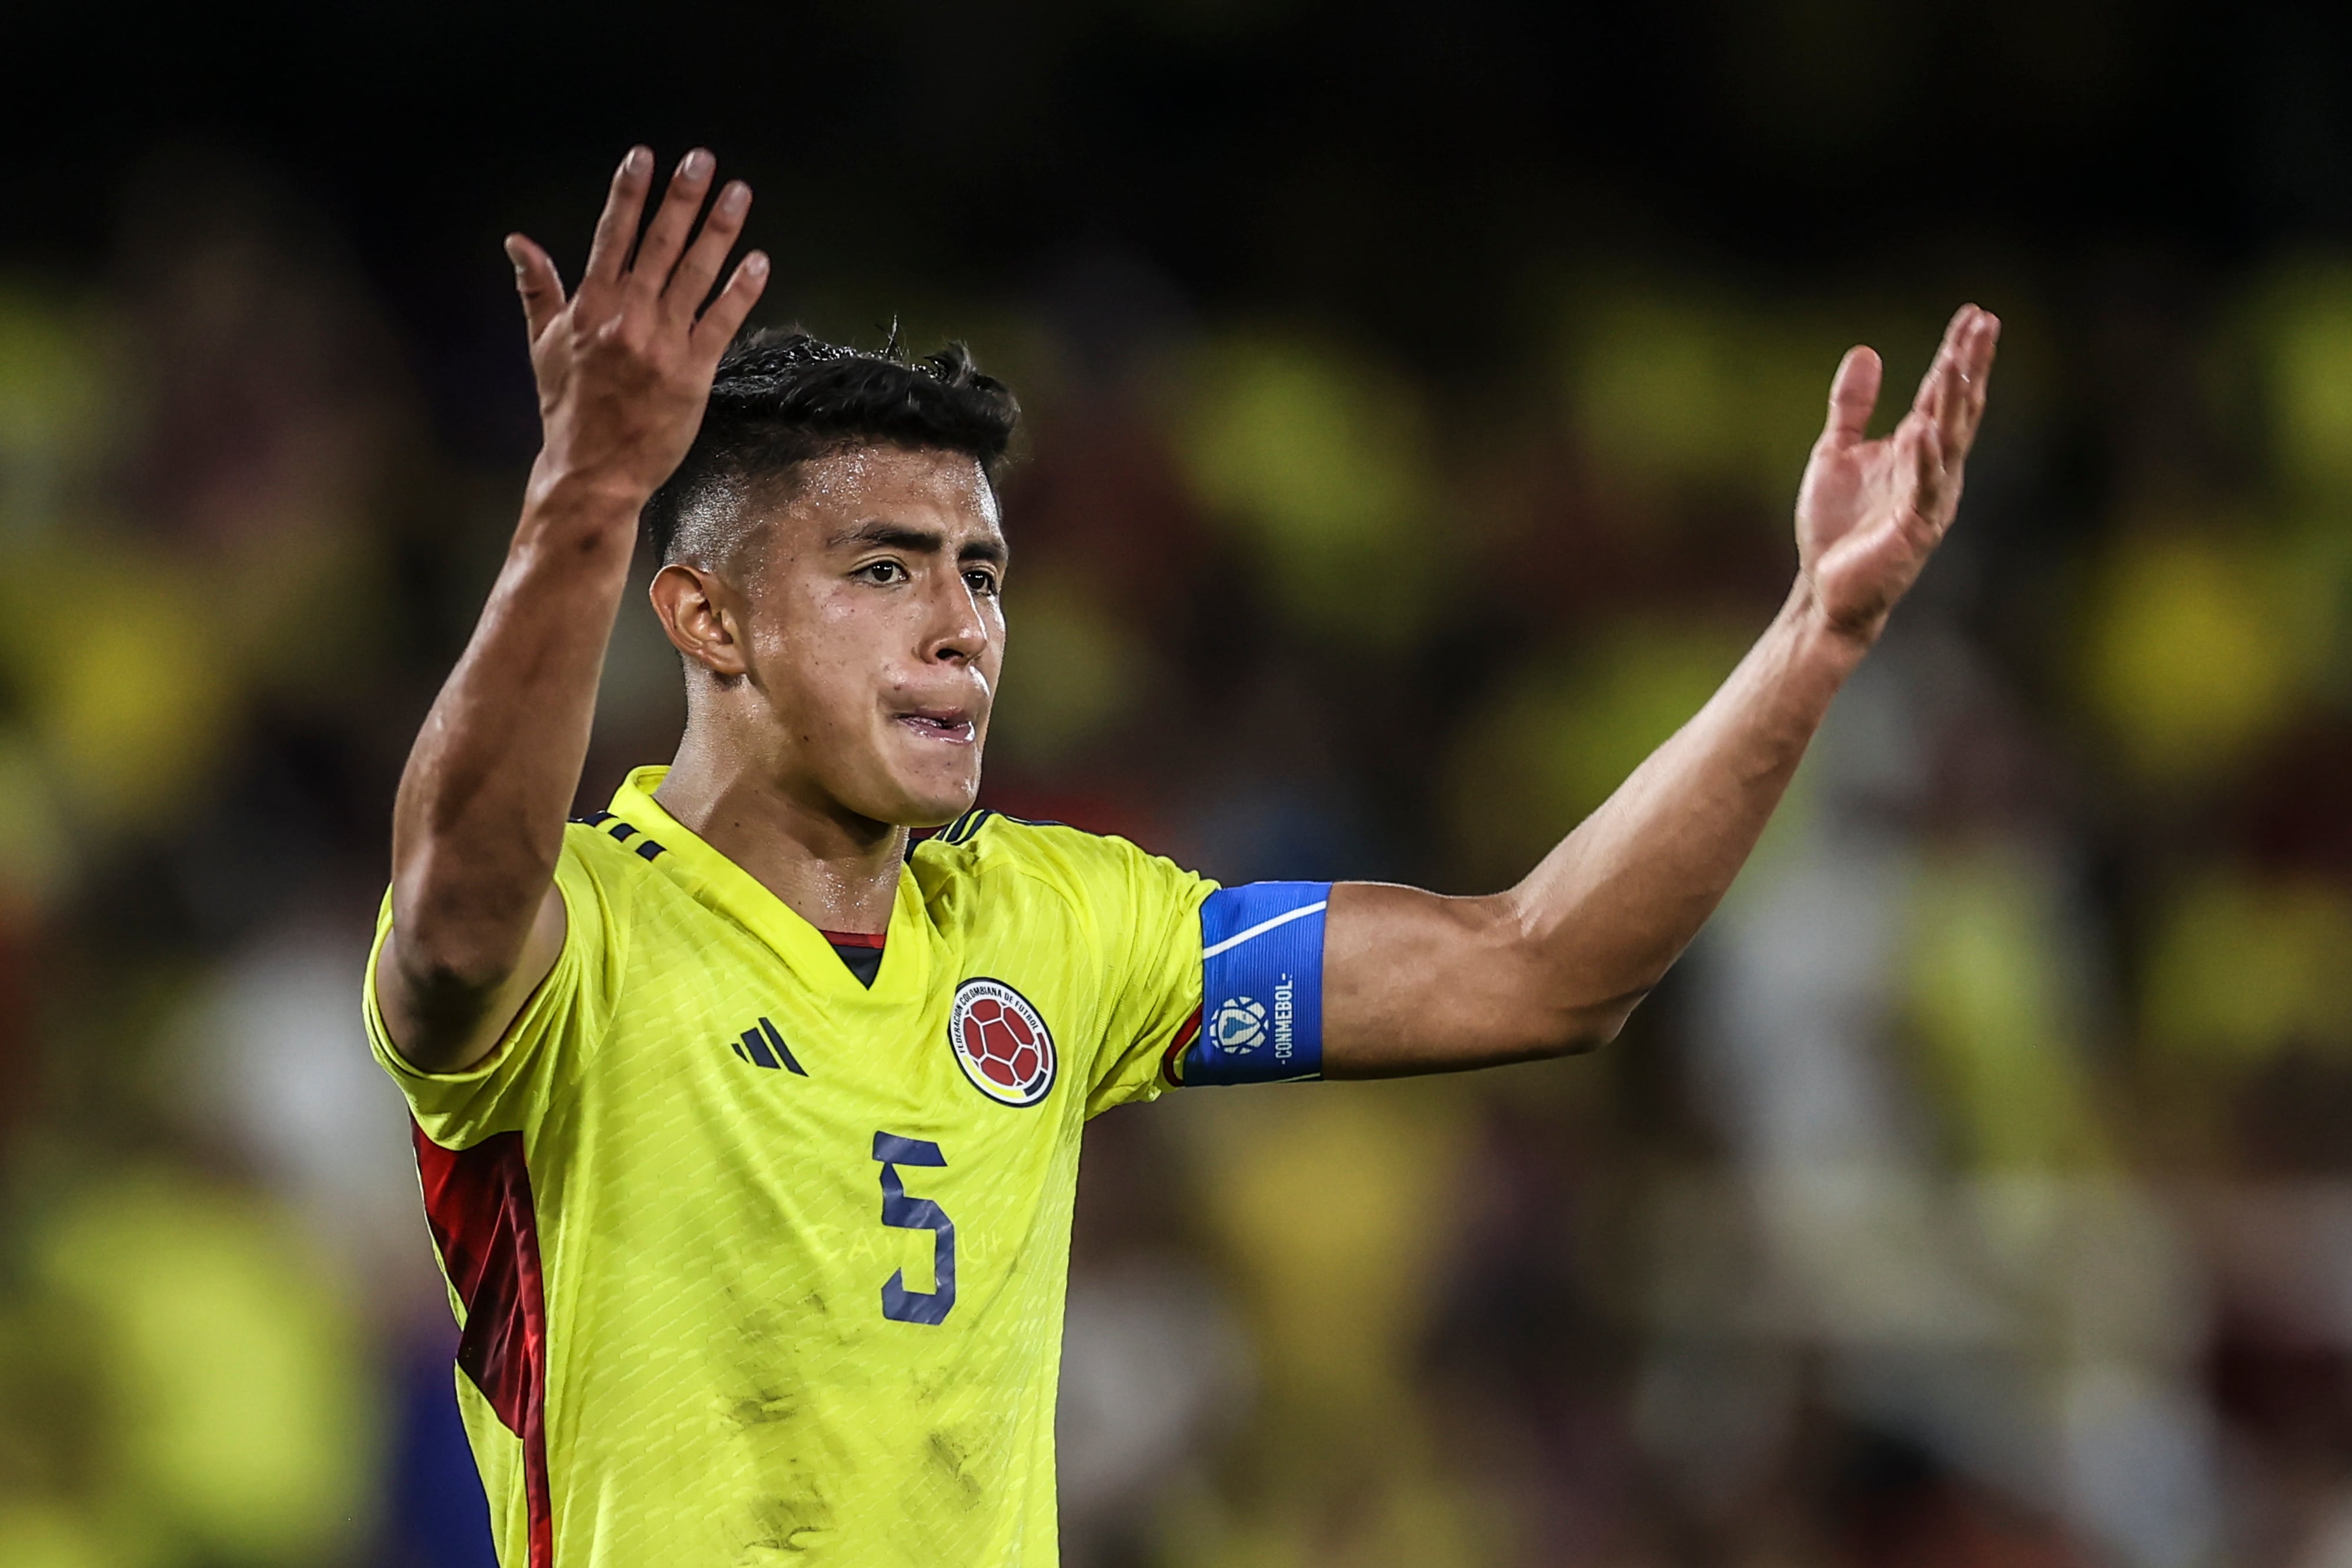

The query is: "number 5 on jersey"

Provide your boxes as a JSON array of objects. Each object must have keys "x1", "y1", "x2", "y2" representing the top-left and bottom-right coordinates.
[{"x1": 873, "y1": 1132, "x2": 955, "y2": 1325}]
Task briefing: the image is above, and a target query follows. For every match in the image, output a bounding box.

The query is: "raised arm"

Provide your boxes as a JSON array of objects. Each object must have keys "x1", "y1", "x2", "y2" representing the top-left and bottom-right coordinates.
[
  {"x1": 375, "y1": 148, "x2": 767, "y2": 1073},
  {"x1": 1322, "y1": 305, "x2": 1999, "y2": 1076}
]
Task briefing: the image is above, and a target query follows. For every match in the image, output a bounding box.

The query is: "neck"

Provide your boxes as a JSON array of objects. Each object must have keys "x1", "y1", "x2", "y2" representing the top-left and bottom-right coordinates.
[{"x1": 653, "y1": 726, "x2": 907, "y2": 937}]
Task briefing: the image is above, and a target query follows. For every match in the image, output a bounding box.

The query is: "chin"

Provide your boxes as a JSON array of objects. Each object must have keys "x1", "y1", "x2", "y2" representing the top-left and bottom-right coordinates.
[
  {"x1": 858, "y1": 727, "x2": 984, "y2": 828},
  {"x1": 879, "y1": 772, "x2": 980, "y2": 830}
]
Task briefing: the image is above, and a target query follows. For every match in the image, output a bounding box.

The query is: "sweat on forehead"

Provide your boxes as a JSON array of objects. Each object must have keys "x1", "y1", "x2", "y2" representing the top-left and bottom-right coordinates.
[{"x1": 660, "y1": 445, "x2": 1001, "y2": 572}]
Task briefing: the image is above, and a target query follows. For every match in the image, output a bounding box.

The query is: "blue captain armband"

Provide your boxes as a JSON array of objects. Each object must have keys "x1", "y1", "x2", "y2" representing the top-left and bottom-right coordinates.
[{"x1": 1175, "y1": 881, "x2": 1331, "y2": 1086}]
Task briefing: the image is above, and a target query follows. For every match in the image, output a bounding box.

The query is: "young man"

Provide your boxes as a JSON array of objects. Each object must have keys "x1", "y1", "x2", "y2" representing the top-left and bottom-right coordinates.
[{"x1": 367, "y1": 146, "x2": 1997, "y2": 1567}]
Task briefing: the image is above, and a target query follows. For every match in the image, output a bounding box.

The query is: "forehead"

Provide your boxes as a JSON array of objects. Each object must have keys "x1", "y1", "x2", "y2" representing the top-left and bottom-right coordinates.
[{"x1": 775, "y1": 444, "x2": 1001, "y2": 547}]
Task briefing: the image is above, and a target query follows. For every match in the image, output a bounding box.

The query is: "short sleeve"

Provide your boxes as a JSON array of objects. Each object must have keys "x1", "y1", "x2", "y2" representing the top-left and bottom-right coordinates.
[
  {"x1": 1085, "y1": 844, "x2": 1216, "y2": 1118},
  {"x1": 363, "y1": 835, "x2": 626, "y2": 1149}
]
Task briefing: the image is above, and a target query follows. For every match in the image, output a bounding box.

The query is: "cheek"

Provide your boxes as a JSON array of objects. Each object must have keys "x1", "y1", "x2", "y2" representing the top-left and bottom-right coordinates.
[
  {"x1": 753, "y1": 591, "x2": 894, "y2": 714},
  {"x1": 981, "y1": 607, "x2": 1008, "y2": 682},
  {"x1": 809, "y1": 590, "x2": 913, "y2": 667}
]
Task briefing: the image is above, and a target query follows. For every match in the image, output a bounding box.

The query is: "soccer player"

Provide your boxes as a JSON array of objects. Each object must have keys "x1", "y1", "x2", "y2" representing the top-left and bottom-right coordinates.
[{"x1": 366, "y1": 147, "x2": 1997, "y2": 1567}]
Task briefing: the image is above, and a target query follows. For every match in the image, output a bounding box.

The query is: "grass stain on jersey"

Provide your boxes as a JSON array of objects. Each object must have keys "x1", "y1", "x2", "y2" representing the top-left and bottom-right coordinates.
[
  {"x1": 723, "y1": 1388, "x2": 801, "y2": 1428},
  {"x1": 927, "y1": 1429, "x2": 986, "y2": 1508},
  {"x1": 738, "y1": 1492, "x2": 833, "y2": 1559}
]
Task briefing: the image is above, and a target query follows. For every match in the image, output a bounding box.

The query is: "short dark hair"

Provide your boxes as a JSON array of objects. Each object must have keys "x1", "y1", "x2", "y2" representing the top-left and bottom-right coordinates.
[{"x1": 643, "y1": 328, "x2": 1020, "y2": 566}]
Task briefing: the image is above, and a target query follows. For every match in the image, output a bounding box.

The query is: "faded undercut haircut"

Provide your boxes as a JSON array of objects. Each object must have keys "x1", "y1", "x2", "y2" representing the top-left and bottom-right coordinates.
[{"x1": 642, "y1": 328, "x2": 1021, "y2": 569}]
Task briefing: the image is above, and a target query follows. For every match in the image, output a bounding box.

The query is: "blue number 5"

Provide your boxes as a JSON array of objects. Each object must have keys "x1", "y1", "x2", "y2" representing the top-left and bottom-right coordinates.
[{"x1": 873, "y1": 1132, "x2": 955, "y2": 1325}]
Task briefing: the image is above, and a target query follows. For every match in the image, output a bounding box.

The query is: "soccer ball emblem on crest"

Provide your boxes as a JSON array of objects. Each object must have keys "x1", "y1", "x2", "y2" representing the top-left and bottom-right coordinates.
[
  {"x1": 1211, "y1": 997, "x2": 1267, "y2": 1054},
  {"x1": 947, "y1": 978, "x2": 1057, "y2": 1108}
]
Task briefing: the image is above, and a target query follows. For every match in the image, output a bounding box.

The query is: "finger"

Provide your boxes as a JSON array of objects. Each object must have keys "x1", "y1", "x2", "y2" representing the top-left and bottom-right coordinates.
[
  {"x1": 1820, "y1": 346, "x2": 1882, "y2": 448},
  {"x1": 583, "y1": 146, "x2": 655, "y2": 290},
  {"x1": 630, "y1": 148, "x2": 718, "y2": 294},
  {"x1": 1910, "y1": 306, "x2": 1992, "y2": 450},
  {"x1": 667, "y1": 180, "x2": 751, "y2": 318},
  {"x1": 504, "y1": 233, "x2": 566, "y2": 343},
  {"x1": 1940, "y1": 307, "x2": 2000, "y2": 460},
  {"x1": 1900, "y1": 417, "x2": 1950, "y2": 534},
  {"x1": 693, "y1": 250, "x2": 771, "y2": 354}
]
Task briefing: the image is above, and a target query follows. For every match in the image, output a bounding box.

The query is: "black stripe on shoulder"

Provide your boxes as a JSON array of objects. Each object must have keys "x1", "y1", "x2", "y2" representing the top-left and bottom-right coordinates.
[
  {"x1": 930, "y1": 808, "x2": 1075, "y2": 848},
  {"x1": 570, "y1": 813, "x2": 669, "y2": 866}
]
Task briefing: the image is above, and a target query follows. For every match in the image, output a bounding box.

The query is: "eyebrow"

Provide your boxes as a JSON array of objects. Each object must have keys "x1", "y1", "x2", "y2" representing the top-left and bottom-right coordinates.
[{"x1": 828, "y1": 519, "x2": 1007, "y2": 566}]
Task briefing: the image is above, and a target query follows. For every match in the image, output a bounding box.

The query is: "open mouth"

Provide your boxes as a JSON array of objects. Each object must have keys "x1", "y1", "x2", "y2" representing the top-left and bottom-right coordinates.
[{"x1": 894, "y1": 710, "x2": 978, "y2": 745}]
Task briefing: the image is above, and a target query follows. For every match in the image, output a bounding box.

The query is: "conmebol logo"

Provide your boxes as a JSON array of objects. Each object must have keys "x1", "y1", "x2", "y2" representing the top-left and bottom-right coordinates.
[{"x1": 1212, "y1": 997, "x2": 1267, "y2": 1052}]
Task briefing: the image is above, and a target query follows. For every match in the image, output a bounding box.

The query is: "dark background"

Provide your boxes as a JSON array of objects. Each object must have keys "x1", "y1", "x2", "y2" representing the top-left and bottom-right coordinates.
[{"x1": 21, "y1": 3, "x2": 2352, "y2": 410}]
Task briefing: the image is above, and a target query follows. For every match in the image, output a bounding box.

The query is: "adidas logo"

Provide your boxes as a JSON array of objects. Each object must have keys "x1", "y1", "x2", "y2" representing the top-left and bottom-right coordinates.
[{"x1": 729, "y1": 1017, "x2": 807, "y2": 1076}]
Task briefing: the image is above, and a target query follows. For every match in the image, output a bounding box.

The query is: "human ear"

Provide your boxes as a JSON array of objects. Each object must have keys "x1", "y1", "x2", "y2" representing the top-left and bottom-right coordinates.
[{"x1": 648, "y1": 563, "x2": 749, "y2": 678}]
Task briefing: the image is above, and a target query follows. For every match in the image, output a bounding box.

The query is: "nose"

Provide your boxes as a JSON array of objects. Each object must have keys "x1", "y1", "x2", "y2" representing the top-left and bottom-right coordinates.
[{"x1": 921, "y1": 569, "x2": 990, "y2": 666}]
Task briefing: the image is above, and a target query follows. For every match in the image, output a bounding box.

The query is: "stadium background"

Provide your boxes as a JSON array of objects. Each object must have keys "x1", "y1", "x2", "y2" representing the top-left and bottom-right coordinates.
[{"x1": 4, "y1": 2, "x2": 2352, "y2": 1564}]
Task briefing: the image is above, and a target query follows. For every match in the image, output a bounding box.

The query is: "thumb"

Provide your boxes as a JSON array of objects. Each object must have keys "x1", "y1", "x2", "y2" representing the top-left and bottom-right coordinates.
[
  {"x1": 1819, "y1": 346, "x2": 1881, "y2": 450},
  {"x1": 505, "y1": 233, "x2": 566, "y2": 343}
]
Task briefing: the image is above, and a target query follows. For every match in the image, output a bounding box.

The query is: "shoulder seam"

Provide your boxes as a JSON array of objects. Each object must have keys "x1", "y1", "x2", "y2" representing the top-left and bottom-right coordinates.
[
  {"x1": 913, "y1": 822, "x2": 1091, "y2": 924},
  {"x1": 559, "y1": 820, "x2": 647, "y2": 1057}
]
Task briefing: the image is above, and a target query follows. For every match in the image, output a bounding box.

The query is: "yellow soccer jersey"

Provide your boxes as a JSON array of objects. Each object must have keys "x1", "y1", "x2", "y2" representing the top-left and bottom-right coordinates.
[{"x1": 364, "y1": 767, "x2": 1216, "y2": 1568}]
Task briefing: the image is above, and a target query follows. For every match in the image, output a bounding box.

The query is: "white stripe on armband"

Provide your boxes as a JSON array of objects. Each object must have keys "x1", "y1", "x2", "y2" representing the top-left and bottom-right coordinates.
[{"x1": 1200, "y1": 900, "x2": 1328, "y2": 961}]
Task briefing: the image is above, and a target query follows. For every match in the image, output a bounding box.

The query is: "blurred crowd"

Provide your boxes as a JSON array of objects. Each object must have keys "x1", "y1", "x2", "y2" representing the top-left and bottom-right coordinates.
[{"x1": 4, "y1": 136, "x2": 2352, "y2": 1568}]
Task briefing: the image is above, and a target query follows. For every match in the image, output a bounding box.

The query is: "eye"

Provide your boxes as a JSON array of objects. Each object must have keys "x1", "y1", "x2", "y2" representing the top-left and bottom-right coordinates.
[
  {"x1": 854, "y1": 560, "x2": 908, "y2": 586},
  {"x1": 964, "y1": 567, "x2": 1000, "y2": 596}
]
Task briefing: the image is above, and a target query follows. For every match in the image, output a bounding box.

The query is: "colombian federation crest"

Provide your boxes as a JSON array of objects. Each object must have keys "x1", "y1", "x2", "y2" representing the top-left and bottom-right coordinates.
[{"x1": 947, "y1": 978, "x2": 1057, "y2": 1107}]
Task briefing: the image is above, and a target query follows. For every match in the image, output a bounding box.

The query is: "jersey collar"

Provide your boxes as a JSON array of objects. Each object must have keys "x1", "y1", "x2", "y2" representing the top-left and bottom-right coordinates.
[{"x1": 603, "y1": 765, "x2": 930, "y2": 1005}]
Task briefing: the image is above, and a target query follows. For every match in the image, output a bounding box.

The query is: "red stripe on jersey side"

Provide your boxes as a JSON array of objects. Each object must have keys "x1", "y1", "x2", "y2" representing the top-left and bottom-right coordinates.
[
  {"x1": 817, "y1": 928, "x2": 887, "y2": 950},
  {"x1": 412, "y1": 1124, "x2": 554, "y2": 1568},
  {"x1": 1160, "y1": 1011, "x2": 1202, "y2": 1088}
]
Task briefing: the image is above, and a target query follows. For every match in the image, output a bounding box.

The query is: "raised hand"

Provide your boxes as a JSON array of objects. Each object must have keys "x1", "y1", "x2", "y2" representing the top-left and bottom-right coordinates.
[
  {"x1": 504, "y1": 146, "x2": 769, "y2": 503},
  {"x1": 1793, "y1": 304, "x2": 2000, "y2": 643},
  {"x1": 378, "y1": 148, "x2": 768, "y2": 1074}
]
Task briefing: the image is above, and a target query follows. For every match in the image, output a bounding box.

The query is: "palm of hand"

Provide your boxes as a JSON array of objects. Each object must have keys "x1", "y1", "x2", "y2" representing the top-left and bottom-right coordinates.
[{"x1": 1792, "y1": 307, "x2": 1999, "y2": 641}]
